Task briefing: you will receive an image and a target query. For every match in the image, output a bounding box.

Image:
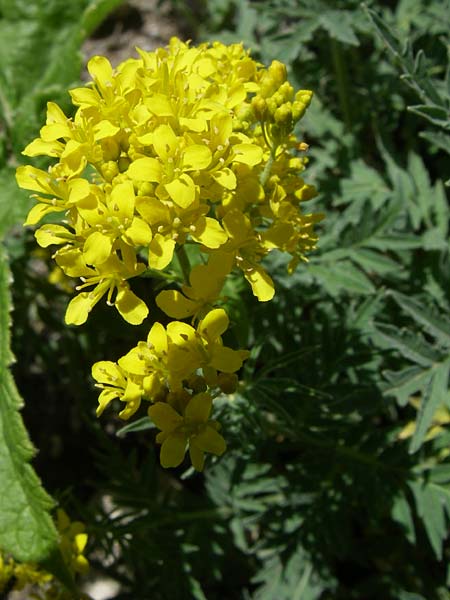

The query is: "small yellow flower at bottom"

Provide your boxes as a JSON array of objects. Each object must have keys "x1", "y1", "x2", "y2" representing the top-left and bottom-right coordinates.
[{"x1": 148, "y1": 392, "x2": 226, "y2": 471}]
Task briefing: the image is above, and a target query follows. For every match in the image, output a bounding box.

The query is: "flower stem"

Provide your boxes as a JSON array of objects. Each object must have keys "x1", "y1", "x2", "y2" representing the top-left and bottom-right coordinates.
[{"x1": 176, "y1": 245, "x2": 191, "y2": 285}]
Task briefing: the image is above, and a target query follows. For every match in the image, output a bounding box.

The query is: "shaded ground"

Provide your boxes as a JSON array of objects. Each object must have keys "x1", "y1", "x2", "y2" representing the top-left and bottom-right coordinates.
[{"x1": 83, "y1": 0, "x2": 183, "y2": 66}]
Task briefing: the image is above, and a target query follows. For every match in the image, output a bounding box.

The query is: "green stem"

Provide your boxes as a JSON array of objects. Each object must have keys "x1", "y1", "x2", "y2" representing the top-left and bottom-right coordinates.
[
  {"x1": 331, "y1": 38, "x2": 352, "y2": 132},
  {"x1": 260, "y1": 148, "x2": 276, "y2": 188},
  {"x1": 176, "y1": 245, "x2": 191, "y2": 285}
]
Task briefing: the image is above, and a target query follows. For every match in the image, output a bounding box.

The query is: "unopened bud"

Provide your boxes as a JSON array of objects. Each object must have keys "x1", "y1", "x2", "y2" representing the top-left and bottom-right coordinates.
[
  {"x1": 269, "y1": 60, "x2": 287, "y2": 85},
  {"x1": 251, "y1": 96, "x2": 267, "y2": 121}
]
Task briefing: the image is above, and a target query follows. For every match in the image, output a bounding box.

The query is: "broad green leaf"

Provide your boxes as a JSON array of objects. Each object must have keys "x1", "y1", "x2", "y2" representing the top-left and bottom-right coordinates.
[
  {"x1": 80, "y1": 0, "x2": 124, "y2": 37},
  {"x1": 0, "y1": 244, "x2": 58, "y2": 562},
  {"x1": 0, "y1": 168, "x2": 32, "y2": 240}
]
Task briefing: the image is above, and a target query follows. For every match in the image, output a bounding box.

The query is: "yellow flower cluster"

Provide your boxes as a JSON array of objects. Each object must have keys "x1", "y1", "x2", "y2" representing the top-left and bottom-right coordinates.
[
  {"x1": 93, "y1": 308, "x2": 247, "y2": 470},
  {"x1": 18, "y1": 37, "x2": 321, "y2": 470},
  {"x1": 0, "y1": 510, "x2": 89, "y2": 599},
  {"x1": 18, "y1": 37, "x2": 320, "y2": 324}
]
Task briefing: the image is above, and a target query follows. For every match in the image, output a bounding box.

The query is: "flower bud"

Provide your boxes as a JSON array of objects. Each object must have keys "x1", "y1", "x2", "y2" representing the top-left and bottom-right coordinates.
[
  {"x1": 217, "y1": 373, "x2": 239, "y2": 394},
  {"x1": 100, "y1": 161, "x2": 119, "y2": 182},
  {"x1": 269, "y1": 60, "x2": 287, "y2": 85},
  {"x1": 251, "y1": 96, "x2": 267, "y2": 121}
]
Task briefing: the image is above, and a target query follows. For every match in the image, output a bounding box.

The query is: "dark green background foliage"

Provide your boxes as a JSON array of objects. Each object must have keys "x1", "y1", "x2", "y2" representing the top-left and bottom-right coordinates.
[{"x1": 1, "y1": 0, "x2": 449, "y2": 598}]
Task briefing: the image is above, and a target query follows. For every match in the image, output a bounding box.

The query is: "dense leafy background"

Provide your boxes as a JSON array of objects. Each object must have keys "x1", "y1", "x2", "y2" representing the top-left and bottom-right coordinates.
[{"x1": 1, "y1": 0, "x2": 449, "y2": 598}]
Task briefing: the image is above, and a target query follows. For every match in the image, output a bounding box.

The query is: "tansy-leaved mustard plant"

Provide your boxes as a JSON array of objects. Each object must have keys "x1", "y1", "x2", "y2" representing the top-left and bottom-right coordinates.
[{"x1": 18, "y1": 37, "x2": 321, "y2": 471}]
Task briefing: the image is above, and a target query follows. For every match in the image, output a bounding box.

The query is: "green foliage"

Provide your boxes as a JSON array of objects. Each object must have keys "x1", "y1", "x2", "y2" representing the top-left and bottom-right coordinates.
[
  {"x1": 0, "y1": 0, "x2": 123, "y2": 239},
  {"x1": 0, "y1": 245, "x2": 58, "y2": 563},
  {"x1": 3, "y1": 0, "x2": 450, "y2": 598}
]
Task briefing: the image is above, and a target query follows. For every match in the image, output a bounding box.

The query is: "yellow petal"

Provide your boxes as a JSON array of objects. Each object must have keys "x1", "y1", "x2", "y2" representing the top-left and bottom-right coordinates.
[
  {"x1": 153, "y1": 124, "x2": 178, "y2": 158},
  {"x1": 182, "y1": 145, "x2": 212, "y2": 170},
  {"x1": 165, "y1": 174, "x2": 196, "y2": 208},
  {"x1": 185, "y1": 392, "x2": 212, "y2": 422},
  {"x1": 22, "y1": 138, "x2": 63, "y2": 157},
  {"x1": 127, "y1": 157, "x2": 162, "y2": 182},
  {"x1": 199, "y1": 308, "x2": 229, "y2": 340},
  {"x1": 222, "y1": 209, "x2": 248, "y2": 243},
  {"x1": 24, "y1": 203, "x2": 63, "y2": 226},
  {"x1": 115, "y1": 288, "x2": 149, "y2": 325},
  {"x1": 148, "y1": 234, "x2": 175, "y2": 270},
  {"x1": 156, "y1": 290, "x2": 198, "y2": 319},
  {"x1": 149, "y1": 402, "x2": 183, "y2": 432},
  {"x1": 160, "y1": 433, "x2": 187, "y2": 468},
  {"x1": 87, "y1": 55, "x2": 113, "y2": 88},
  {"x1": 65, "y1": 293, "x2": 94, "y2": 325},
  {"x1": 191, "y1": 216, "x2": 228, "y2": 248},
  {"x1": 69, "y1": 87, "x2": 98, "y2": 106},
  {"x1": 148, "y1": 321, "x2": 168, "y2": 354},
  {"x1": 83, "y1": 231, "x2": 113, "y2": 265},
  {"x1": 232, "y1": 143, "x2": 263, "y2": 166},
  {"x1": 244, "y1": 266, "x2": 275, "y2": 301},
  {"x1": 211, "y1": 346, "x2": 248, "y2": 373},
  {"x1": 93, "y1": 119, "x2": 120, "y2": 140},
  {"x1": 92, "y1": 360, "x2": 124, "y2": 385},
  {"x1": 35, "y1": 224, "x2": 72, "y2": 247},
  {"x1": 68, "y1": 178, "x2": 91, "y2": 205},
  {"x1": 192, "y1": 426, "x2": 226, "y2": 456},
  {"x1": 96, "y1": 389, "x2": 118, "y2": 417},
  {"x1": 40, "y1": 122, "x2": 71, "y2": 141},
  {"x1": 212, "y1": 168, "x2": 237, "y2": 190},
  {"x1": 109, "y1": 180, "x2": 135, "y2": 220},
  {"x1": 145, "y1": 94, "x2": 174, "y2": 117},
  {"x1": 16, "y1": 165, "x2": 52, "y2": 194},
  {"x1": 124, "y1": 217, "x2": 152, "y2": 246},
  {"x1": 136, "y1": 196, "x2": 170, "y2": 225},
  {"x1": 188, "y1": 444, "x2": 205, "y2": 471}
]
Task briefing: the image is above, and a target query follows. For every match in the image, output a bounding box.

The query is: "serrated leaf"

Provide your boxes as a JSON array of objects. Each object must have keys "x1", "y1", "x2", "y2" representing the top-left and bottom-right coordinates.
[
  {"x1": 309, "y1": 261, "x2": 375, "y2": 295},
  {"x1": 382, "y1": 365, "x2": 432, "y2": 406},
  {"x1": 420, "y1": 130, "x2": 450, "y2": 155},
  {"x1": 0, "y1": 244, "x2": 58, "y2": 562},
  {"x1": 351, "y1": 248, "x2": 399, "y2": 275},
  {"x1": 319, "y1": 11, "x2": 359, "y2": 46},
  {"x1": 408, "y1": 104, "x2": 450, "y2": 129},
  {"x1": 337, "y1": 160, "x2": 390, "y2": 209},
  {"x1": 410, "y1": 363, "x2": 449, "y2": 453},
  {"x1": 373, "y1": 323, "x2": 440, "y2": 367},
  {"x1": 389, "y1": 291, "x2": 450, "y2": 347}
]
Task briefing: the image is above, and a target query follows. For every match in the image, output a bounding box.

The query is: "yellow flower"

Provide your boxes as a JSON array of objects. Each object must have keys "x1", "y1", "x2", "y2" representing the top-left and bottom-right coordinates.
[
  {"x1": 56, "y1": 247, "x2": 148, "y2": 325},
  {"x1": 92, "y1": 361, "x2": 143, "y2": 419},
  {"x1": 148, "y1": 392, "x2": 226, "y2": 471},
  {"x1": 156, "y1": 252, "x2": 233, "y2": 319}
]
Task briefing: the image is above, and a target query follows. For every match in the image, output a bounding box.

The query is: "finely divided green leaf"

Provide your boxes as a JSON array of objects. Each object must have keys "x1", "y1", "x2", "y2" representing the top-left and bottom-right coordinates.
[
  {"x1": 410, "y1": 364, "x2": 449, "y2": 453},
  {"x1": 409, "y1": 480, "x2": 447, "y2": 559},
  {"x1": 388, "y1": 291, "x2": 450, "y2": 347}
]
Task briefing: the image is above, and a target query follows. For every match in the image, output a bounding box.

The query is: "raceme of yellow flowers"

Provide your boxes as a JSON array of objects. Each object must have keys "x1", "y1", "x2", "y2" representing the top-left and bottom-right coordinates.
[{"x1": 17, "y1": 37, "x2": 322, "y2": 471}]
